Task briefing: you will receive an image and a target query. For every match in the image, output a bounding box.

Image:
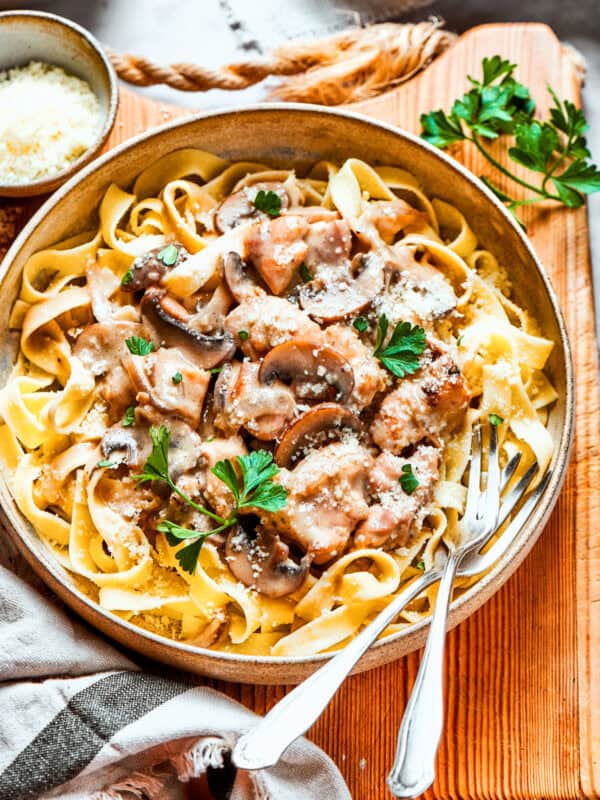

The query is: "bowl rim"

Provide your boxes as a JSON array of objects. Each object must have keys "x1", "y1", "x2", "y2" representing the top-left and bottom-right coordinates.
[
  {"x1": 0, "y1": 103, "x2": 575, "y2": 668},
  {"x1": 0, "y1": 9, "x2": 119, "y2": 197}
]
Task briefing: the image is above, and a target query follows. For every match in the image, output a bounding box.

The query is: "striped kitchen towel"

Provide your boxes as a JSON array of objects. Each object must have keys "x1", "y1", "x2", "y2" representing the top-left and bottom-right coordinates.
[{"x1": 0, "y1": 564, "x2": 350, "y2": 800}]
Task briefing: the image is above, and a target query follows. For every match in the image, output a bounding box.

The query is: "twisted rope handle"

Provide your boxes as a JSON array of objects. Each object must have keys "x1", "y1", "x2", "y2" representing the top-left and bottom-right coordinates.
[{"x1": 107, "y1": 20, "x2": 455, "y2": 105}]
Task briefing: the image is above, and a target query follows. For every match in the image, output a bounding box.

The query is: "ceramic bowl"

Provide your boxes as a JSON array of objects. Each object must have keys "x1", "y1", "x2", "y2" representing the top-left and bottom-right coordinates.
[
  {"x1": 0, "y1": 106, "x2": 574, "y2": 683},
  {"x1": 0, "y1": 10, "x2": 118, "y2": 197}
]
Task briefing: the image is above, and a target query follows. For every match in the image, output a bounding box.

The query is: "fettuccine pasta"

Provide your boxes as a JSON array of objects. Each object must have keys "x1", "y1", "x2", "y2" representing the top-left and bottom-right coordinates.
[{"x1": 0, "y1": 149, "x2": 556, "y2": 657}]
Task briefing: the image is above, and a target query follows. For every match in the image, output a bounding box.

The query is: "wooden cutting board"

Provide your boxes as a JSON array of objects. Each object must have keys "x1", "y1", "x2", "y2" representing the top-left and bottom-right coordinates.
[{"x1": 1, "y1": 22, "x2": 598, "y2": 800}]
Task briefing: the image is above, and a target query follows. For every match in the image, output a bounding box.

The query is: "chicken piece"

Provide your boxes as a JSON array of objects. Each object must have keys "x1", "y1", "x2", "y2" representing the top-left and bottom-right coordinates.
[
  {"x1": 224, "y1": 295, "x2": 320, "y2": 357},
  {"x1": 370, "y1": 343, "x2": 469, "y2": 453},
  {"x1": 123, "y1": 347, "x2": 211, "y2": 428},
  {"x1": 267, "y1": 441, "x2": 372, "y2": 564},
  {"x1": 360, "y1": 199, "x2": 427, "y2": 244},
  {"x1": 323, "y1": 323, "x2": 387, "y2": 411},
  {"x1": 199, "y1": 436, "x2": 248, "y2": 518},
  {"x1": 245, "y1": 215, "x2": 309, "y2": 294},
  {"x1": 213, "y1": 360, "x2": 296, "y2": 440},
  {"x1": 354, "y1": 445, "x2": 440, "y2": 548}
]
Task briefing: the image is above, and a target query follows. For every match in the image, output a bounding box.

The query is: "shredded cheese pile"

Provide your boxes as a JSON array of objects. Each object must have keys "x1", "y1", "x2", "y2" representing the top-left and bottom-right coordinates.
[{"x1": 0, "y1": 61, "x2": 100, "y2": 185}]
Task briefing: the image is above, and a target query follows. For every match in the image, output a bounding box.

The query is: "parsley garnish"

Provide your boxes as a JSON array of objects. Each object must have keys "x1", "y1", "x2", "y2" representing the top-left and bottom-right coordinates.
[
  {"x1": 122, "y1": 405, "x2": 136, "y2": 427},
  {"x1": 353, "y1": 316, "x2": 369, "y2": 333},
  {"x1": 253, "y1": 189, "x2": 282, "y2": 217},
  {"x1": 373, "y1": 315, "x2": 426, "y2": 378},
  {"x1": 456, "y1": 335, "x2": 464, "y2": 346},
  {"x1": 134, "y1": 427, "x2": 287, "y2": 573},
  {"x1": 399, "y1": 464, "x2": 420, "y2": 495},
  {"x1": 97, "y1": 459, "x2": 115, "y2": 469},
  {"x1": 489, "y1": 413, "x2": 504, "y2": 427},
  {"x1": 238, "y1": 330, "x2": 249, "y2": 341},
  {"x1": 299, "y1": 263, "x2": 313, "y2": 283},
  {"x1": 121, "y1": 268, "x2": 134, "y2": 287},
  {"x1": 416, "y1": 560, "x2": 426, "y2": 571},
  {"x1": 158, "y1": 244, "x2": 179, "y2": 266},
  {"x1": 420, "y1": 56, "x2": 600, "y2": 219},
  {"x1": 125, "y1": 336, "x2": 154, "y2": 356},
  {"x1": 172, "y1": 371, "x2": 183, "y2": 385},
  {"x1": 209, "y1": 367, "x2": 222, "y2": 375}
]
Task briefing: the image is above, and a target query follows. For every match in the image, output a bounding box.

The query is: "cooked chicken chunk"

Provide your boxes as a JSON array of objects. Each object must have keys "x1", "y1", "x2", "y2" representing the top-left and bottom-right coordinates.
[
  {"x1": 304, "y1": 218, "x2": 352, "y2": 273},
  {"x1": 267, "y1": 441, "x2": 372, "y2": 563},
  {"x1": 123, "y1": 346, "x2": 210, "y2": 428},
  {"x1": 360, "y1": 199, "x2": 427, "y2": 244},
  {"x1": 354, "y1": 445, "x2": 440, "y2": 548},
  {"x1": 214, "y1": 360, "x2": 296, "y2": 440},
  {"x1": 246, "y1": 215, "x2": 309, "y2": 294},
  {"x1": 224, "y1": 295, "x2": 320, "y2": 356},
  {"x1": 370, "y1": 344, "x2": 469, "y2": 453},
  {"x1": 323, "y1": 323, "x2": 387, "y2": 411}
]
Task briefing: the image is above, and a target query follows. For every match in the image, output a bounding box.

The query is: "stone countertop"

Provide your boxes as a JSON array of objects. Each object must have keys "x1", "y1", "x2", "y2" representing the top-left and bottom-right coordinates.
[{"x1": 9, "y1": 0, "x2": 599, "y2": 331}]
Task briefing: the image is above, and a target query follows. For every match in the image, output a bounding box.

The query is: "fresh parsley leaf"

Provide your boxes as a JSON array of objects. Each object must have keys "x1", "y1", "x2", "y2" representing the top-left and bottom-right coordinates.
[
  {"x1": 416, "y1": 560, "x2": 426, "y2": 571},
  {"x1": 122, "y1": 405, "x2": 136, "y2": 427},
  {"x1": 353, "y1": 316, "x2": 369, "y2": 333},
  {"x1": 125, "y1": 336, "x2": 154, "y2": 356},
  {"x1": 211, "y1": 458, "x2": 241, "y2": 503},
  {"x1": 211, "y1": 450, "x2": 288, "y2": 514},
  {"x1": 253, "y1": 189, "x2": 282, "y2": 217},
  {"x1": 420, "y1": 110, "x2": 466, "y2": 148},
  {"x1": 172, "y1": 371, "x2": 183, "y2": 385},
  {"x1": 373, "y1": 315, "x2": 426, "y2": 378},
  {"x1": 97, "y1": 459, "x2": 115, "y2": 469},
  {"x1": 209, "y1": 367, "x2": 222, "y2": 375},
  {"x1": 469, "y1": 56, "x2": 516, "y2": 88},
  {"x1": 552, "y1": 160, "x2": 600, "y2": 206},
  {"x1": 238, "y1": 330, "x2": 249, "y2": 341},
  {"x1": 299, "y1": 263, "x2": 313, "y2": 283},
  {"x1": 157, "y1": 519, "x2": 209, "y2": 543},
  {"x1": 399, "y1": 464, "x2": 420, "y2": 495},
  {"x1": 174, "y1": 538, "x2": 205, "y2": 574},
  {"x1": 134, "y1": 425, "x2": 170, "y2": 484},
  {"x1": 121, "y1": 268, "x2": 134, "y2": 287},
  {"x1": 456, "y1": 335, "x2": 464, "y2": 346},
  {"x1": 489, "y1": 413, "x2": 504, "y2": 427},
  {"x1": 158, "y1": 244, "x2": 179, "y2": 266}
]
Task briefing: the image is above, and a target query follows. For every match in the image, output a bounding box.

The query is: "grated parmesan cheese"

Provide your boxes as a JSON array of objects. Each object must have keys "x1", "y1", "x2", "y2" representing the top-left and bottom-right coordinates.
[{"x1": 0, "y1": 61, "x2": 100, "y2": 185}]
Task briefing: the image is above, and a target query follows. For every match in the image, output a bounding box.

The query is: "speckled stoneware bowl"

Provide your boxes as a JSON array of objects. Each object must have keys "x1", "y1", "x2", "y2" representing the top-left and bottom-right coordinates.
[
  {"x1": 0, "y1": 10, "x2": 118, "y2": 197},
  {"x1": 0, "y1": 106, "x2": 574, "y2": 684}
]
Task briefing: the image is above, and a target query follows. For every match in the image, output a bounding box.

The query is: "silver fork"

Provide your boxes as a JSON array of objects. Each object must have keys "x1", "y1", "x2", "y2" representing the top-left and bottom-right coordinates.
[{"x1": 232, "y1": 426, "x2": 545, "y2": 775}]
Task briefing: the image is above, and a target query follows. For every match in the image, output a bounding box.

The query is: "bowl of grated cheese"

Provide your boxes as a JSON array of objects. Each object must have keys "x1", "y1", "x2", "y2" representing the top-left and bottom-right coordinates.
[{"x1": 0, "y1": 10, "x2": 118, "y2": 197}]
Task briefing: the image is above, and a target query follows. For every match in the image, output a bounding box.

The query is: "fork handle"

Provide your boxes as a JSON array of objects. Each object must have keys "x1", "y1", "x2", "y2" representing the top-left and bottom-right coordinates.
[
  {"x1": 232, "y1": 571, "x2": 440, "y2": 772},
  {"x1": 387, "y1": 551, "x2": 461, "y2": 798}
]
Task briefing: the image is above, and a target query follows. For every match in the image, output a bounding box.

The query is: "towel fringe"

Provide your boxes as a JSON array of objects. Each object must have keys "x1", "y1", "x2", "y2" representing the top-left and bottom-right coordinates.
[
  {"x1": 92, "y1": 770, "x2": 169, "y2": 800},
  {"x1": 171, "y1": 735, "x2": 230, "y2": 781}
]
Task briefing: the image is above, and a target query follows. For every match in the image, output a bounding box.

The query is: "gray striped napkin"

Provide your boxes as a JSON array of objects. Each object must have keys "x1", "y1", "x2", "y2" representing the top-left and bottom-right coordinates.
[{"x1": 0, "y1": 562, "x2": 350, "y2": 799}]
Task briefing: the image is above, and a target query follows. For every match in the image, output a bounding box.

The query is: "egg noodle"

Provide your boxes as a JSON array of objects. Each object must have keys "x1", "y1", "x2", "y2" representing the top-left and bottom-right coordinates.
[{"x1": 0, "y1": 150, "x2": 557, "y2": 657}]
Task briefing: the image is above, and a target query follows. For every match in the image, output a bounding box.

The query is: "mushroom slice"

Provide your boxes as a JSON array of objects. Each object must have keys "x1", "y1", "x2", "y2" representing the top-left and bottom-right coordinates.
[
  {"x1": 122, "y1": 244, "x2": 188, "y2": 292},
  {"x1": 100, "y1": 425, "x2": 151, "y2": 468},
  {"x1": 258, "y1": 338, "x2": 354, "y2": 404},
  {"x1": 215, "y1": 181, "x2": 290, "y2": 233},
  {"x1": 141, "y1": 287, "x2": 235, "y2": 370},
  {"x1": 275, "y1": 403, "x2": 362, "y2": 467},
  {"x1": 223, "y1": 251, "x2": 266, "y2": 303},
  {"x1": 298, "y1": 251, "x2": 384, "y2": 322},
  {"x1": 225, "y1": 521, "x2": 310, "y2": 598}
]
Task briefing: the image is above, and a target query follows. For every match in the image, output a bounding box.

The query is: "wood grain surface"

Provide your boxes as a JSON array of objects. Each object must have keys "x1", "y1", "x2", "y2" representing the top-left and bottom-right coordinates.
[{"x1": 1, "y1": 22, "x2": 598, "y2": 800}]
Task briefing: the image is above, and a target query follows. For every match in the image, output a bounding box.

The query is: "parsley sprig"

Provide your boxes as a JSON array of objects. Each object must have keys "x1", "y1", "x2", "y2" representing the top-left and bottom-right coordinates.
[
  {"x1": 373, "y1": 315, "x2": 426, "y2": 378},
  {"x1": 420, "y1": 55, "x2": 600, "y2": 218},
  {"x1": 134, "y1": 426, "x2": 287, "y2": 573}
]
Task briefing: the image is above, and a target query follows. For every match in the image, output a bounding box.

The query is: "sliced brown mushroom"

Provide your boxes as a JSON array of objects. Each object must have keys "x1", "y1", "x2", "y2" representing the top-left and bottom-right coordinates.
[
  {"x1": 298, "y1": 251, "x2": 385, "y2": 322},
  {"x1": 141, "y1": 287, "x2": 235, "y2": 370},
  {"x1": 223, "y1": 251, "x2": 266, "y2": 303},
  {"x1": 225, "y1": 520, "x2": 310, "y2": 597},
  {"x1": 274, "y1": 403, "x2": 362, "y2": 467},
  {"x1": 122, "y1": 244, "x2": 188, "y2": 292},
  {"x1": 258, "y1": 338, "x2": 354, "y2": 404},
  {"x1": 214, "y1": 181, "x2": 290, "y2": 234},
  {"x1": 100, "y1": 424, "x2": 151, "y2": 468}
]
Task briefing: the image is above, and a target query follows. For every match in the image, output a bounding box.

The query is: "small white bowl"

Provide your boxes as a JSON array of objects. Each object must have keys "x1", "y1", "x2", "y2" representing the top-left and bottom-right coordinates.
[{"x1": 0, "y1": 10, "x2": 118, "y2": 197}]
